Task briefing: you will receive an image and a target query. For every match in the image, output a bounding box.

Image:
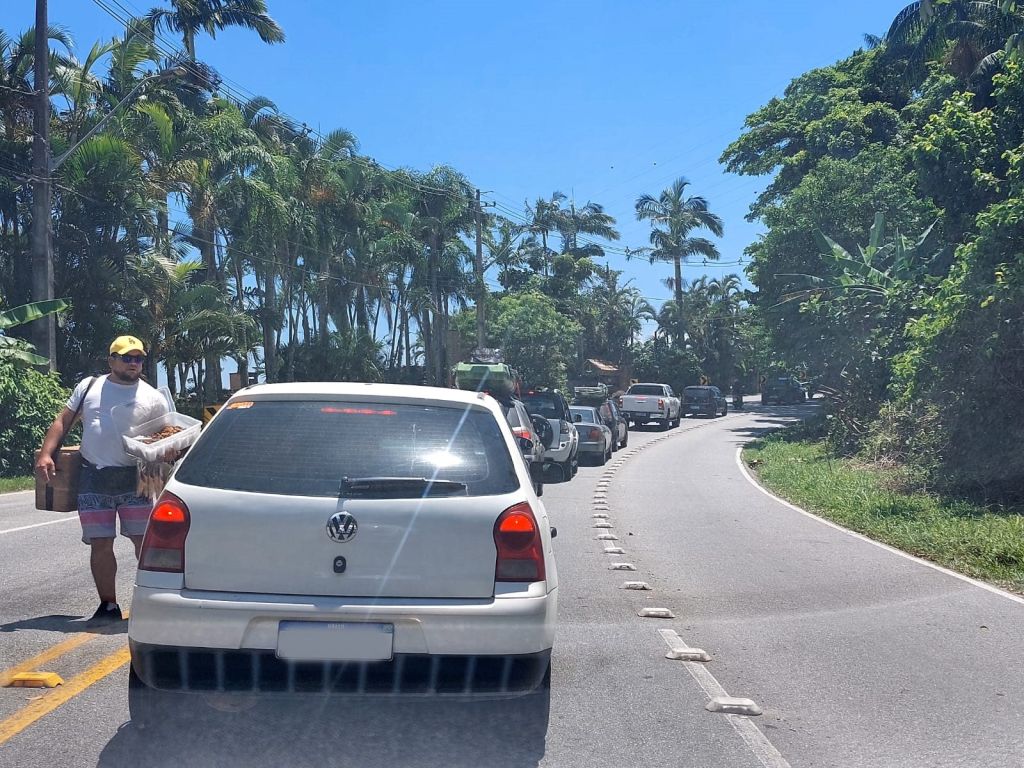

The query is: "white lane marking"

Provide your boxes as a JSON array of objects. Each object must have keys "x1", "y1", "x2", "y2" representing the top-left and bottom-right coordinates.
[
  {"x1": 734, "y1": 447, "x2": 1024, "y2": 607},
  {"x1": 0, "y1": 517, "x2": 76, "y2": 535},
  {"x1": 659, "y1": 629, "x2": 791, "y2": 768}
]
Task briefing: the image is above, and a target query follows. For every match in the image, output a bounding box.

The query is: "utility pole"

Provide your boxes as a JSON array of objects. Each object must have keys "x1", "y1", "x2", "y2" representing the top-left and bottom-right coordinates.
[
  {"x1": 474, "y1": 188, "x2": 485, "y2": 350},
  {"x1": 31, "y1": 0, "x2": 55, "y2": 370}
]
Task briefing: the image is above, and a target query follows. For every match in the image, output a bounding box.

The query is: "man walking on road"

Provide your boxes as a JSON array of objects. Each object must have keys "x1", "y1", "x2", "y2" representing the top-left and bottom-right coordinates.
[{"x1": 35, "y1": 335, "x2": 168, "y2": 624}]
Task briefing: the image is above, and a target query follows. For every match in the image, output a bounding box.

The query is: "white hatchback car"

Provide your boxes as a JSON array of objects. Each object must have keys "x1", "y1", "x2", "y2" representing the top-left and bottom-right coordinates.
[{"x1": 127, "y1": 383, "x2": 557, "y2": 725}]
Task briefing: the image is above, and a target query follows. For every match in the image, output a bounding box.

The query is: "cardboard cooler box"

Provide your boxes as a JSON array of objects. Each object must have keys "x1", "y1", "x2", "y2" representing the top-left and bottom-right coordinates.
[{"x1": 34, "y1": 446, "x2": 83, "y2": 512}]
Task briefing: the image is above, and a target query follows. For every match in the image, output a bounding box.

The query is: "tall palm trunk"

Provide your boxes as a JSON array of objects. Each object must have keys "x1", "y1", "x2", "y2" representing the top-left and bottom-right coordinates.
[
  {"x1": 355, "y1": 288, "x2": 369, "y2": 334},
  {"x1": 429, "y1": 234, "x2": 444, "y2": 384},
  {"x1": 261, "y1": 261, "x2": 279, "y2": 382}
]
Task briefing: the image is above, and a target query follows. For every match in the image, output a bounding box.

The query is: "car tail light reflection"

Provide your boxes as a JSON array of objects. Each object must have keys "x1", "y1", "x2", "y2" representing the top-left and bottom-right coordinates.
[
  {"x1": 139, "y1": 492, "x2": 190, "y2": 573},
  {"x1": 587, "y1": 427, "x2": 602, "y2": 440},
  {"x1": 493, "y1": 502, "x2": 545, "y2": 582},
  {"x1": 657, "y1": 398, "x2": 665, "y2": 409}
]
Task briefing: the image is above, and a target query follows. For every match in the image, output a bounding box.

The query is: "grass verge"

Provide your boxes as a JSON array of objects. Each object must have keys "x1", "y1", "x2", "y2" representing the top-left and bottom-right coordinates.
[
  {"x1": 743, "y1": 433, "x2": 1024, "y2": 595},
  {"x1": 0, "y1": 476, "x2": 34, "y2": 494}
]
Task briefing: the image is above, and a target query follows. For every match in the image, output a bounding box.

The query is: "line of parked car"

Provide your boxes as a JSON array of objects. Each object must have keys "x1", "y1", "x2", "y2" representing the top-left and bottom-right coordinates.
[
  {"x1": 492, "y1": 384, "x2": 632, "y2": 493},
  {"x1": 125, "y1": 371, "x2": 802, "y2": 725}
]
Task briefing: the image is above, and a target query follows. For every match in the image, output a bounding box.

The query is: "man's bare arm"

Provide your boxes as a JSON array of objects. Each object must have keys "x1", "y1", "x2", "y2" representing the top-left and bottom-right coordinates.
[{"x1": 35, "y1": 407, "x2": 79, "y2": 481}]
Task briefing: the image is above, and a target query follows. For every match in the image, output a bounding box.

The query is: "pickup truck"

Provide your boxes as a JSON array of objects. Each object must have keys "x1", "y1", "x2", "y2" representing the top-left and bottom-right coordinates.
[{"x1": 618, "y1": 383, "x2": 681, "y2": 430}]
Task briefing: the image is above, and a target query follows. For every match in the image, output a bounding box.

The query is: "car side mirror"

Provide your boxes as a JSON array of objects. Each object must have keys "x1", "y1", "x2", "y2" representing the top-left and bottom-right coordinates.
[{"x1": 519, "y1": 437, "x2": 535, "y2": 451}]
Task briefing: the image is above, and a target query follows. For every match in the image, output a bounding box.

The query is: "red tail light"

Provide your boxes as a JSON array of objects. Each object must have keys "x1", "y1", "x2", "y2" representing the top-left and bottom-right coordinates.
[
  {"x1": 493, "y1": 502, "x2": 546, "y2": 582},
  {"x1": 588, "y1": 427, "x2": 602, "y2": 440},
  {"x1": 139, "y1": 492, "x2": 190, "y2": 573},
  {"x1": 512, "y1": 427, "x2": 534, "y2": 442}
]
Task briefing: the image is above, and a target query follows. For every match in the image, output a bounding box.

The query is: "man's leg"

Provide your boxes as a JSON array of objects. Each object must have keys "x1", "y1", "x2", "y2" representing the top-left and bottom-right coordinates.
[
  {"x1": 89, "y1": 537, "x2": 117, "y2": 604},
  {"x1": 129, "y1": 534, "x2": 144, "y2": 560},
  {"x1": 79, "y1": 477, "x2": 118, "y2": 605}
]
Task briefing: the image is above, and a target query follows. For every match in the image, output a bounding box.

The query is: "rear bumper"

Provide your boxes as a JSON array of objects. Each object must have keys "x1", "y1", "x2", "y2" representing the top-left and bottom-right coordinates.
[
  {"x1": 683, "y1": 403, "x2": 715, "y2": 414},
  {"x1": 543, "y1": 439, "x2": 575, "y2": 463},
  {"x1": 129, "y1": 641, "x2": 551, "y2": 697},
  {"x1": 128, "y1": 585, "x2": 556, "y2": 657},
  {"x1": 624, "y1": 411, "x2": 663, "y2": 422}
]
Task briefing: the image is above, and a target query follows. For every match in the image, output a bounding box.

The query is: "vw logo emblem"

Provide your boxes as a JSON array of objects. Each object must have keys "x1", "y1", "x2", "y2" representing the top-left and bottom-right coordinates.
[{"x1": 327, "y1": 511, "x2": 358, "y2": 542}]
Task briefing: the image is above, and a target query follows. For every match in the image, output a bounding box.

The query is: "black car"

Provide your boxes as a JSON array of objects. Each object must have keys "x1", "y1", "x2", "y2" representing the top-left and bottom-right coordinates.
[
  {"x1": 602, "y1": 400, "x2": 629, "y2": 449},
  {"x1": 681, "y1": 385, "x2": 728, "y2": 417},
  {"x1": 762, "y1": 377, "x2": 807, "y2": 405}
]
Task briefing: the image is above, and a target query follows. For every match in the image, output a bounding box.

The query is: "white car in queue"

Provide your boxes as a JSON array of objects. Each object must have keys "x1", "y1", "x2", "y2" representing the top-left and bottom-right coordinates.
[
  {"x1": 568, "y1": 406, "x2": 614, "y2": 465},
  {"x1": 127, "y1": 383, "x2": 558, "y2": 726}
]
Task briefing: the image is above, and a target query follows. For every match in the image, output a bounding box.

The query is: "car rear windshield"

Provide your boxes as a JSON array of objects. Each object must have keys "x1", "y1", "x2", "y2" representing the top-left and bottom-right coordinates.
[
  {"x1": 520, "y1": 393, "x2": 565, "y2": 420},
  {"x1": 684, "y1": 387, "x2": 711, "y2": 398},
  {"x1": 175, "y1": 399, "x2": 520, "y2": 497},
  {"x1": 503, "y1": 403, "x2": 524, "y2": 428},
  {"x1": 570, "y1": 407, "x2": 599, "y2": 423},
  {"x1": 627, "y1": 385, "x2": 665, "y2": 396}
]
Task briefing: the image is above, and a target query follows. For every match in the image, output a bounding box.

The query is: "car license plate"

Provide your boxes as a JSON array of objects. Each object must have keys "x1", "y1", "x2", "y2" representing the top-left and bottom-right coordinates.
[{"x1": 276, "y1": 621, "x2": 394, "y2": 661}]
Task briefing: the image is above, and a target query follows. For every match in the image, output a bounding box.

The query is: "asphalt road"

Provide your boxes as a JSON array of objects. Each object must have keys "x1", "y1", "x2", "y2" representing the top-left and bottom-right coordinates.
[{"x1": 1, "y1": 402, "x2": 1022, "y2": 767}]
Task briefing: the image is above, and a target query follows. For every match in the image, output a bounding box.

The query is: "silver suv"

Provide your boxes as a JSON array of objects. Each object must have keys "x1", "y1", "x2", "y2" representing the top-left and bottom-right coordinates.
[{"x1": 519, "y1": 389, "x2": 579, "y2": 480}]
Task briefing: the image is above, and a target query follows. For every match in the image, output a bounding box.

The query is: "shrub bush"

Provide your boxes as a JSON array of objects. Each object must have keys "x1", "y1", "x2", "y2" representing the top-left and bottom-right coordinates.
[{"x1": 0, "y1": 362, "x2": 70, "y2": 477}]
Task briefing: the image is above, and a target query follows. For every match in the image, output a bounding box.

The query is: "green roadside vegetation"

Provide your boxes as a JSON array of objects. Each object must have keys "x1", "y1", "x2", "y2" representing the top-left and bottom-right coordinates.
[
  {"x1": 0, "y1": 476, "x2": 33, "y2": 494},
  {"x1": 743, "y1": 423, "x2": 1024, "y2": 596}
]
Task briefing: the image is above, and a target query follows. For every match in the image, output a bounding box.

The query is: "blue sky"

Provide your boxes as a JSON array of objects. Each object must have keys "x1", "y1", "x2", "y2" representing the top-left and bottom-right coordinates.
[{"x1": 4, "y1": 0, "x2": 906, "y2": 308}]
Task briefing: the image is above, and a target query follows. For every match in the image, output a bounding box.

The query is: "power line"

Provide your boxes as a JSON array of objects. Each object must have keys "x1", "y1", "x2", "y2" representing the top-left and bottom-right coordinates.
[{"x1": 75, "y1": 2, "x2": 748, "y2": 299}]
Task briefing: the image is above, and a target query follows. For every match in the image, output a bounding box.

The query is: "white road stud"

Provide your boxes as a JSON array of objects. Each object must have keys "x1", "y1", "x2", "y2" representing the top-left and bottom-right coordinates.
[
  {"x1": 666, "y1": 647, "x2": 712, "y2": 662},
  {"x1": 622, "y1": 581, "x2": 651, "y2": 590},
  {"x1": 603, "y1": 546, "x2": 626, "y2": 554},
  {"x1": 609, "y1": 562, "x2": 637, "y2": 571},
  {"x1": 706, "y1": 696, "x2": 763, "y2": 716},
  {"x1": 637, "y1": 607, "x2": 675, "y2": 619},
  {"x1": 593, "y1": 522, "x2": 613, "y2": 529}
]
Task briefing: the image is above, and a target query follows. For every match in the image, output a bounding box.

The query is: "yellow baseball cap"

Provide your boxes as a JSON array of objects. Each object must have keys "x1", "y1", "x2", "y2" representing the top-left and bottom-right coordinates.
[{"x1": 109, "y1": 335, "x2": 146, "y2": 356}]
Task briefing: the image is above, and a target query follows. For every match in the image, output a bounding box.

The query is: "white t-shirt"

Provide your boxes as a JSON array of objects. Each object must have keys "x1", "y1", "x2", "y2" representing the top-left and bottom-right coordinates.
[{"x1": 67, "y1": 376, "x2": 168, "y2": 468}]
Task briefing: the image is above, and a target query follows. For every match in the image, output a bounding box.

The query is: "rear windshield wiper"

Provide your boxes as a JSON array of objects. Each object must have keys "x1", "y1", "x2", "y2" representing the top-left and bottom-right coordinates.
[{"x1": 339, "y1": 476, "x2": 469, "y2": 498}]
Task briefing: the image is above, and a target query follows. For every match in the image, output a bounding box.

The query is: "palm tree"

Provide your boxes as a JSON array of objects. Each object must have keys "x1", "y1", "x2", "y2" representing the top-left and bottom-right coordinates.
[
  {"x1": 557, "y1": 200, "x2": 620, "y2": 259},
  {"x1": 623, "y1": 292, "x2": 656, "y2": 348},
  {"x1": 526, "y1": 192, "x2": 564, "y2": 254},
  {"x1": 403, "y1": 166, "x2": 475, "y2": 384},
  {"x1": 589, "y1": 269, "x2": 653, "y2": 363},
  {"x1": 121, "y1": 251, "x2": 201, "y2": 384},
  {"x1": 885, "y1": 0, "x2": 1023, "y2": 85},
  {"x1": 1, "y1": 26, "x2": 74, "y2": 307},
  {"x1": 146, "y1": 0, "x2": 285, "y2": 60},
  {"x1": 633, "y1": 177, "x2": 723, "y2": 340}
]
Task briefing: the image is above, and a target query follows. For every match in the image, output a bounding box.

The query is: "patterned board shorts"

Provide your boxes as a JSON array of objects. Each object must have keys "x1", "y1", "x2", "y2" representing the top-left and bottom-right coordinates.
[{"x1": 77, "y1": 463, "x2": 152, "y2": 544}]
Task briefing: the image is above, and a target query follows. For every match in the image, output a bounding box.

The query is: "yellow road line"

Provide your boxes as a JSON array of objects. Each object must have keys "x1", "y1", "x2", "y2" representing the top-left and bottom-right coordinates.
[
  {"x1": 0, "y1": 647, "x2": 130, "y2": 744},
  {"x1": 0, "y1": 613, "x2": 129, "y2": 688}
]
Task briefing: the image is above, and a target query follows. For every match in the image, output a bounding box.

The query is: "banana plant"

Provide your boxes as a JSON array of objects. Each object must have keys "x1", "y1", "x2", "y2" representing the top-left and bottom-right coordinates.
[
  {"x1": 0, "y1": 299, "x2": 69, "y2": 366},
  {"x1": 778, "y1": 213, "x2": 948, "y2": 305}
]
